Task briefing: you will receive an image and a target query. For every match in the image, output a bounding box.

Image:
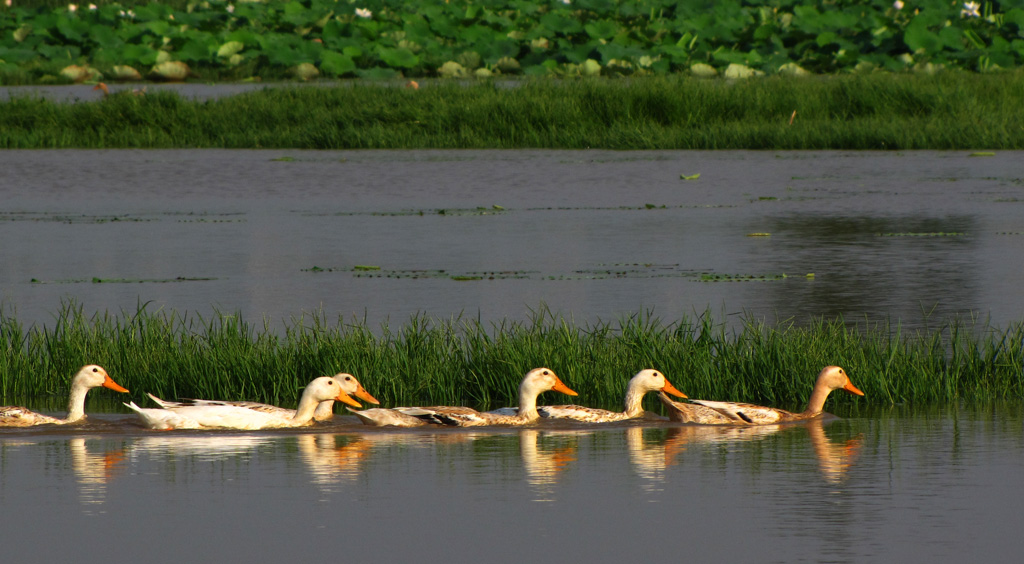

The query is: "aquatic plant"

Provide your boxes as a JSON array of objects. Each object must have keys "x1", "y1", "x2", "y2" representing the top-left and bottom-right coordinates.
[
  {"x1": 1, "y1": 73, "x2": 1022, "y2": 149},
  {"x1": 1, "y1": 0, "x2": 1022, "y2": 84},
  {"x1": 1, "y1": 302, "x2": 1022, "y2": 413}
]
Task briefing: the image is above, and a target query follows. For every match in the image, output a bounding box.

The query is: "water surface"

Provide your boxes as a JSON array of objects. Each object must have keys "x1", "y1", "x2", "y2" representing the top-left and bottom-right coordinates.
[
  {"x1": 2, "y1": 149, "x2": 1022, "y2": 332},
  {"x1": 2, "y1": 409, "x2": 1022, "y2": 563}
]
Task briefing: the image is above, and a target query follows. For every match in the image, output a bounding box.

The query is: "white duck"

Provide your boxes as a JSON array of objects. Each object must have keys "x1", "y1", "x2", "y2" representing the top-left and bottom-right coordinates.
[
  {"x1": 148, "y1": 373, "x2": 379, "y2": 421},
  {"x1": 659, "y1": 366, "x2": 864, "y2": 425},
  {"x1": 525, "y1": 369, "x2": 687, "y2": 423},
  {"x1": 125, "y1": 376, "x2": 362, "y2": 430},
  {"x1": 352, "y1": 367, "x2": 577, "y2": 427},
  {"x1": 0, "y1": 365, "x2": 129, "y2": 427}
]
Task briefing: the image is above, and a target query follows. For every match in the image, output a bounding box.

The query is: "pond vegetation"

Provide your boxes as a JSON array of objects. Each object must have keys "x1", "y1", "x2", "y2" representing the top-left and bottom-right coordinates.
[
  {"x1": 2, "y1": 0, "x2": 1022, "y2": 83},
  {"x1": 1, "y1": 72, "x2": 1022, "y2": 149},
  {"x1": 2, "y1": 303, "x2": 1021, "y2": 411}
]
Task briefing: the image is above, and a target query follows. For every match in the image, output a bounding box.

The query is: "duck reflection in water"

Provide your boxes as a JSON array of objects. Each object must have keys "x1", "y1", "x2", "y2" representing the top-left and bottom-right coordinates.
[
  {"x1": 297, "y1": 434, "x2": 370, "y2": 492},
  {"x1": 629, "y1": 425, "x2": 786, "y2": 492},
  {"x1": 805, "y1": 418, "x2": 863, "y2": 485},
  {"x1": 519, "y1": 429, "x2": 578, "y2": 501},
  {"x1": 70, "y1": 437, "x2": 126, "y2": 509},
  {"x1": 650, "y1": 419, "x2": 863, "y2": 485}
]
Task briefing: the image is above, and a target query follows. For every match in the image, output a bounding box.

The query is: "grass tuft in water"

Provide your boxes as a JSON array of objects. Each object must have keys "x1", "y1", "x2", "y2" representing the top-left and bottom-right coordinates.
[{"x1": 1, "y1": 303, "x2": 1022, "y2": 412}]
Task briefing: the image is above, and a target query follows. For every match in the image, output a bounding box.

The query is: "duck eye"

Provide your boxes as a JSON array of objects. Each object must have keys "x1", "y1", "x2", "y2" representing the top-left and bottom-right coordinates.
[
  {"x1": 92, "y1": 367, "x2": 99, "y2": 373},
  {"x1": 345, "y1": 376, "x2": 352, "y2": 381},
  {"x1": 542, "y1": 370, "x2": 549, "y2": 375}
]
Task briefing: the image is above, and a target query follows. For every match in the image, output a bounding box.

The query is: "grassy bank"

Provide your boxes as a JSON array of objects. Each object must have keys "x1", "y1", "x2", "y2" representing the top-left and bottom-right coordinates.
[
  {"x1": 2, "y1": 72, "x2": 1022, "y2": 150},
  {"x1": 1, "y1": 304, "x2": 1022, "y2": 412}
]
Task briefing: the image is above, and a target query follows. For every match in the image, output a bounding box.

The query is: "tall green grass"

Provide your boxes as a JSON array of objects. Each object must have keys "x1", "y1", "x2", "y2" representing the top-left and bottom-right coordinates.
[
  {"x1": 1, "y1": 72, "x2": 1021, "y2": 149},
  {"x1": 2, "y1": 303, "x2": 1022, "y2": 412}
]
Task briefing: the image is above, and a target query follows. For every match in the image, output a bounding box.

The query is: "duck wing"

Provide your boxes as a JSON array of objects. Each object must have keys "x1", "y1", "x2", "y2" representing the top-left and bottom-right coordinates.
[
  {"x1": 538, "y1": 405, "x2": 628, "y2": 423},
  {"x1": 0, "y1": 406, "x2": 63, "y2": 427},
  {"x1": 688, "y1": 399, "x2": 790, "y2": 425}
]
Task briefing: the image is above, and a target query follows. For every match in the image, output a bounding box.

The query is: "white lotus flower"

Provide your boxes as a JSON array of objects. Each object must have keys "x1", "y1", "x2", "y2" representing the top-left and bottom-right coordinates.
[
  {"x1": 355, "y1": 7, "x2": 372, "y2": 18},
  {"x1": 88, "y1": 3, "x2": 96, "y2": 9},
  {"x1": 961, "y1": 1, "x2": 980, "y2": 17},
  {"x1": 893, "y1": 0, "x2": 903, "y2": 10},
  {"x1": 226, "y1": 4, "x2": 234, "y2": 13},
  {"x1": 68, "y1": 3, "x2": 77, "y2": 12}
]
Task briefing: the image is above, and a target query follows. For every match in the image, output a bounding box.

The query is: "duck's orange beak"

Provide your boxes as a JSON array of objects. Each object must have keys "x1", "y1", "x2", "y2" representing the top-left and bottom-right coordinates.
[
  {"x1": 661, "y1": 380, "x2": 688, "y2": 398},
  {"x1": 843, "y1": 381, "x2": 865, "y2": 396},
  {"x1": 353, "y1": 383, "x2": 380, "y2": 405},
  {"x1": 552, "y1": 378, "x2": 578, "y2": 397},
  {"x1": 335, "y1": 391, "x2": 362, "y2": 408},
  {"x1": 103, "y1": 374, "x2": 129, "y2": 393}
]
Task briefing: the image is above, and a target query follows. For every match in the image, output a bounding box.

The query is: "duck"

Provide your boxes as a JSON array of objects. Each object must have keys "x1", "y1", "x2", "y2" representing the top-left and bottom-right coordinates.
[
  {"x1": 659, "y1": 365, "x2": 864, "y2": 425},
  {"x1": 526, "y1": 369, "x2": 687, "y2": 423},
  {"x1": 125, "y1": 376, "x2": 362, "y2": 430},
  {"x1": 0, "y1": 365, "x2": 129, "y2": 427},
  {"x1": 352, "y1": 367, "x2": 577, "y2": 427},
  {"x1": 147, "y1": 372, "x2": 378, "y2": 421}
]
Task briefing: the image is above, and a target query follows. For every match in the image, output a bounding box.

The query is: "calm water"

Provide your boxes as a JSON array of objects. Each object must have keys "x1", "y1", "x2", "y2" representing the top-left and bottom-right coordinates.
[
  {"x1": 1, "y1": 149, "x2": 1023, "y2": 331},
  {"x1": 3, "y1": 149, "x2": 1023, "y2": 561},
  {"x1": 2, "y1": 410, "x2": 1023, "y2": 563}
]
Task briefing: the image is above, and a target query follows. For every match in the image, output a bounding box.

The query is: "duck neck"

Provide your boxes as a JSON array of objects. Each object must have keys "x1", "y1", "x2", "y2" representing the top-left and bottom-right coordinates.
[
  {"x1": 290, "y1": 390, "x2": 321, "y2": 425},
  {"x1": 65, "y1": 381, "x2": 89, "y2": 422},
  {"x1": 313, "y1": 400, "x2": 335, "y2": 420},
  {"x1": 622, "y1": 384, "x2": 647, "y2": 417},
  {"x1": 801, "y1": 384, "x2": 832, "y2": 417},
  {"x1": 516, "y1": 385, "x2": 541, "y2": 422}
]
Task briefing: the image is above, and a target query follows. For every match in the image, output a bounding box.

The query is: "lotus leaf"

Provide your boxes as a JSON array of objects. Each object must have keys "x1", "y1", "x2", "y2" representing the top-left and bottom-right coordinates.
[
  {"x1": 0, "y1": 47, "x2": 37, "y2": 64},
  {"x1": 777, "y1": 62, "x2": 810, "y2": 76},
  {"x1": 379, "y1": 47, "x2": 419, "y2": 69},
  {"x1": 724, "y1": 63, "x2": 763, "y2": 79},
  {"x1": 290, "y1": 62, "x2": 320, "y2": 80},
  {"x1": 148, "y1": 60, "x2": 193, "y2": 81},
  {"x1": 177, "y1": 38, "x2": 215, "y2": 63},
  {"x1": 319, "y1": 51, "x2": 355, "y2": 76},
  {"x1": 109, "y1": 65, "x2": 142, "y2": 80},
  {"x1": 121, "y1": 44, "x2": 161, "y2": 66},
  {"x1": 217, "y1": 41, "x2": 245, "y2": 59},
  {"x1": 14, "y1": 26, "x2": 31, "y2": 43},
  {"x1": 581, "y1": 59, "x2": 602, "y2": 76},
  {"x1": 438, "y1": 60, "x2": 467, "y2": 78},
  {"x1": 585, "y1": 20, "x2": 619, "y2": 40},
  {"x1": 690, "y1": 63, "x2": 718, "y2": 77},
  {"x1": 494, "y1": 56, "x2": 520, "y2": 73},
  {"x1": 59, "y1": 64, "x2": 99, "y2": 82},
  {"x1": 457, "y1": 51, "x2": 481, "y2": 70}
]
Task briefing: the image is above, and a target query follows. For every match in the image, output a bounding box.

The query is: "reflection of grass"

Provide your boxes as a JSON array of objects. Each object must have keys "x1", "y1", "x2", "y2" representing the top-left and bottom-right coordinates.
[
  {"x1": 700, "y1": 273, "x2": 788, "y2": 282},
  {"x1": 877, "y1": 232, "x2": 967, "y2": 237},
  {"x1": 309, "y1": 203, "x2": 734, "y2": 217},
  {"x1": 301, "y1": 263, "x2": 805, "y2": 282},
  {"x1": 0, "y1": 213, "x2": 155, "y2": 224},
  {"x1": 2, "y1": 303, "x2": 1021, "y2": 409},
  {"x1": 0, "y1": 212, "x2": 245, "y2": 224},
  {"x1": 30, "y1": 276, "x2": 216, "y2": 284}
]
